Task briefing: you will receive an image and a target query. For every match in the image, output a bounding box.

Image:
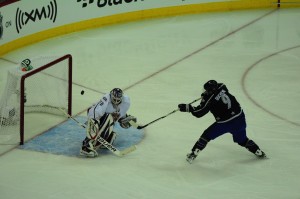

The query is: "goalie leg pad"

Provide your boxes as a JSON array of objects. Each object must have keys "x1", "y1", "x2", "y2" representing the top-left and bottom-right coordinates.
[
  {"x1": 106, "y1": 131, "x2": 117, "y2": 144},
  {"x1": 86, "y1": 114, "x2": 114, "y2": 139},
  {"x1": 87, "y1": 113, "x2": 116, "y2": 150},
  {"x1": 86, "y1": 118, "x2": 101, "y2": 139},
  {"x1": 95, "y1": 131, "x2": 117, "y2": 149}
]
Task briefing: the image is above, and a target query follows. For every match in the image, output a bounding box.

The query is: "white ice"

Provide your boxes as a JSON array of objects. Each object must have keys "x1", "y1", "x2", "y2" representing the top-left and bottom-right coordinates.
[{"x1": 1, "y1": 8, "x2": 300, "y2": 199}]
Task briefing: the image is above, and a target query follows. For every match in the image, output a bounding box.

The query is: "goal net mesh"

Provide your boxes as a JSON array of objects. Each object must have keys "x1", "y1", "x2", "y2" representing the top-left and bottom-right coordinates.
[{"x1": 0, "y1": 55, "x2": 72, "y2": 145}]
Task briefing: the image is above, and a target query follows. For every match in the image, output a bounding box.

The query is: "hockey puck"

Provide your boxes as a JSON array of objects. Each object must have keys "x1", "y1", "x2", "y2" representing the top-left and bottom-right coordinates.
[{"x1": 81, "y1": 90, "x2": 85, "y2": 95}]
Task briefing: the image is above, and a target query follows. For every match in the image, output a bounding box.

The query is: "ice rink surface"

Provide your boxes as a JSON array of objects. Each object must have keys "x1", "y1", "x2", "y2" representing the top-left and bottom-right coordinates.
[{"x1": 0, "y1": 7, "x2": 300, "y2": 199}]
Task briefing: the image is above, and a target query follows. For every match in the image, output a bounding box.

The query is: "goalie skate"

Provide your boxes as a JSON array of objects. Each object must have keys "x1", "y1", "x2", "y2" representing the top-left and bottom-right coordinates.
[
  {"x1": 80, "y1": 147, "x2": 98, "y2": 158},
  {"x1": 80, "y1": 138, "x2": 98, "y2": 158}
]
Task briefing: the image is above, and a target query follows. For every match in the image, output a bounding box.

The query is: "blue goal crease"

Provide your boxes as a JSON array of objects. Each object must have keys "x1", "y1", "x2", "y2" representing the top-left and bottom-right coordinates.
[{"x1": 19, "y1": 116, "x2": 144, "y2": 157}]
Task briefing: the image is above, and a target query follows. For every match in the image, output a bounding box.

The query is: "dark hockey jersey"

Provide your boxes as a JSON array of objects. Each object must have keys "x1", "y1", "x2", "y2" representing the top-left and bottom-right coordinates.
[{"x1": 190, "y1": 83, "x2": 242, "y2": 123}]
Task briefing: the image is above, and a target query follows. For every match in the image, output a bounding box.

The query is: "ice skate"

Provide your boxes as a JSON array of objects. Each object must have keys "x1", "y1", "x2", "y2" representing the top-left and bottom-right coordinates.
[
  {"x1": 80, "y1": 138, "x2": 98, "y2": 158},
  {"x1": 255, "y1": 149, "x2": 267, "y2": 159},
  {"x1": 186, "y1": 149, "x2": 200, "y2": 164},
  {"x1": 80, "y1": 145, "x2": 98, "y2": 157}
]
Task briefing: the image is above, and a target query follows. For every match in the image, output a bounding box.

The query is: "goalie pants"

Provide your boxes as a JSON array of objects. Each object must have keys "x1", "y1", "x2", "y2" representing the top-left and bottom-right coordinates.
[{"x1": 193, "y1": 111, "x2": 261, "y2": 154}]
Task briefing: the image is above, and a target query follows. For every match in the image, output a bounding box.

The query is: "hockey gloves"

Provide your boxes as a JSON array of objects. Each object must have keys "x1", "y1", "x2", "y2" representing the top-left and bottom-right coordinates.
[
  {"x1": 119, "y1": 115, "x2": 137, "y2": 129},
  {"x1": 178, "y1": 104, "x2": 192, "y2": 112}
]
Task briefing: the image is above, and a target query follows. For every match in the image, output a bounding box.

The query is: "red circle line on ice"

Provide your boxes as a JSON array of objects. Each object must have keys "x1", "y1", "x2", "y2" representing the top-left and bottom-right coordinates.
[{"x1": 241, "y1": 45, "x2": 300, "y2": 127}]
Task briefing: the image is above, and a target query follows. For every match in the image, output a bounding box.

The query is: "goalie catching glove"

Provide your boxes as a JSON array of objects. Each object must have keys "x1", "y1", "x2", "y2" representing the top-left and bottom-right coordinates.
[{"x1": 118, "y1": 114, "x2": 137, "y2": 129}]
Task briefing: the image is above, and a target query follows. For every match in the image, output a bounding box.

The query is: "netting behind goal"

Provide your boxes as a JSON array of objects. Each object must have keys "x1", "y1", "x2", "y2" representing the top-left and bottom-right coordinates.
[{"x1": 0, "y1": 54, "x2": 72, "y2": 145}]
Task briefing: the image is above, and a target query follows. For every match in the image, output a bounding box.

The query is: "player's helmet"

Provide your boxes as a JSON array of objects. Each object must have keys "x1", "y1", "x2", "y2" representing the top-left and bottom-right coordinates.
[
  {"x1": 110, "y1": 88, "x2": 123, "y2": 106},
  {"x1": 204, "y1": 80, "x2": 218, "y2": 92}
]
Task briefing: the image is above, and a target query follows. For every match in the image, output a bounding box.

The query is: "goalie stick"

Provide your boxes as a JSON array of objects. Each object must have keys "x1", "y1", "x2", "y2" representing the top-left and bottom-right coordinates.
[
  {"x1": 58, "y1": 108, "x2": 136, "y2": 157},
  {"x1": 136, "y1": 97, "x2": 202, "y2": 129}
]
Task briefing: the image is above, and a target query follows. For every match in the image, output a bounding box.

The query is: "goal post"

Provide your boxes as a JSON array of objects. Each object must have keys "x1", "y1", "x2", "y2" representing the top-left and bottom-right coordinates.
[{"x1": 0, "y1": 54, "x2": 72, "y2": 145}]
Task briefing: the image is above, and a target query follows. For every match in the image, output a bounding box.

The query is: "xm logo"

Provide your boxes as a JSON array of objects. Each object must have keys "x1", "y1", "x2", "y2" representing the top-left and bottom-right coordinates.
[
  {"x1": 15, "y1": 0, "x2": 57, "y2": 33},
  {"x1": 0, "y1": 12, "x2": 3, "y2": 39}
]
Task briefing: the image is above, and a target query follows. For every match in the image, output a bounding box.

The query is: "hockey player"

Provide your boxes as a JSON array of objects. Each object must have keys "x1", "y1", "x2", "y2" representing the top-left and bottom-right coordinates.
[
  {"x1": 80, "y1": 88, "x2": 136, "y2": 157},
  {"x1": 178, "y1": 80, "x2": 266, "y2": 164}
]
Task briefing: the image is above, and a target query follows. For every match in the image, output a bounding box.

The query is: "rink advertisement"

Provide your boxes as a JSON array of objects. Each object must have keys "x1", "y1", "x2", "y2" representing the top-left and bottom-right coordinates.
[{"x1": 0, "y1": 0, "x2": 290, "y2": 55}]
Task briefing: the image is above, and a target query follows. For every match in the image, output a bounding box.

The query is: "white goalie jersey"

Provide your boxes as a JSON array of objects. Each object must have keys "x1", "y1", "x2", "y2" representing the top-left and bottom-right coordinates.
[{"x1": 87, "y1": 93, "x2": 130, "y2": 121}]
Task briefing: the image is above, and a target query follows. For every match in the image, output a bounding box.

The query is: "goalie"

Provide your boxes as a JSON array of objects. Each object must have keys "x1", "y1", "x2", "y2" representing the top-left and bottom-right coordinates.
[{"x1": 80, "y1": 88, "x2": 137, "y2": 157}]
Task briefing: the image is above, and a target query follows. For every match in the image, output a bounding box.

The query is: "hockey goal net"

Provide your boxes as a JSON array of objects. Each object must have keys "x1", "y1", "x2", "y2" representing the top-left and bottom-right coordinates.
[{"x1": 0, "y1": 54, "x2": 72, "y2": 145}]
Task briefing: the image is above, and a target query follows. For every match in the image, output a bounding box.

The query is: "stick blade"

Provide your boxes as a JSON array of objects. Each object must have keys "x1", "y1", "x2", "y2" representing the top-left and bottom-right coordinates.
[
  {"x1": 137, "y1": 125, "x2": 146, "y2": 130},
  {"x1": 119, "y1": 145, "x2": 137, "y2": 156}
]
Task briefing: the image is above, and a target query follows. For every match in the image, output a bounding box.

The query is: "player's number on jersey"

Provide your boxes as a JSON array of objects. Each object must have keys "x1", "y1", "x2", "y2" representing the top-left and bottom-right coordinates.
[{"x1": 221, "y1": 94, "x2": 231, "y2": 109}]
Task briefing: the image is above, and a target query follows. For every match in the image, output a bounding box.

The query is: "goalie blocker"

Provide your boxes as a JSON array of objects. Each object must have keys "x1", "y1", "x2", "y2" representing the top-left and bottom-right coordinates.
[{"x1": 80, "y1": 113, "x2": 137, "y2": 157}]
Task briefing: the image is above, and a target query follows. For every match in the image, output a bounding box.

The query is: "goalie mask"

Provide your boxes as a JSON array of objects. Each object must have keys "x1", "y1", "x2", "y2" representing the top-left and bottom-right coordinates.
[{"x1": 110, "y1": 88, "x2": 123, "y2": 106}]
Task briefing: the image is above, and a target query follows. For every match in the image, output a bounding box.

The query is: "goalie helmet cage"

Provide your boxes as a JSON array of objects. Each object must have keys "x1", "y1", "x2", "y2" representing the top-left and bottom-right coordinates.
[{"x1": 0, "y1": 54, "x2": 72, "y2": 145}]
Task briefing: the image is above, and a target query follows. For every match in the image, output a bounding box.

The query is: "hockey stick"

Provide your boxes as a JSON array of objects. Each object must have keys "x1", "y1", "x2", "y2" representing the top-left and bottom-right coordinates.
[
  {"x1": 136, "y1": 97, "x2": 202, "y2": 129},
  {"x1": 58, "y1": 108, "x2": 136, "y2": 156}
]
